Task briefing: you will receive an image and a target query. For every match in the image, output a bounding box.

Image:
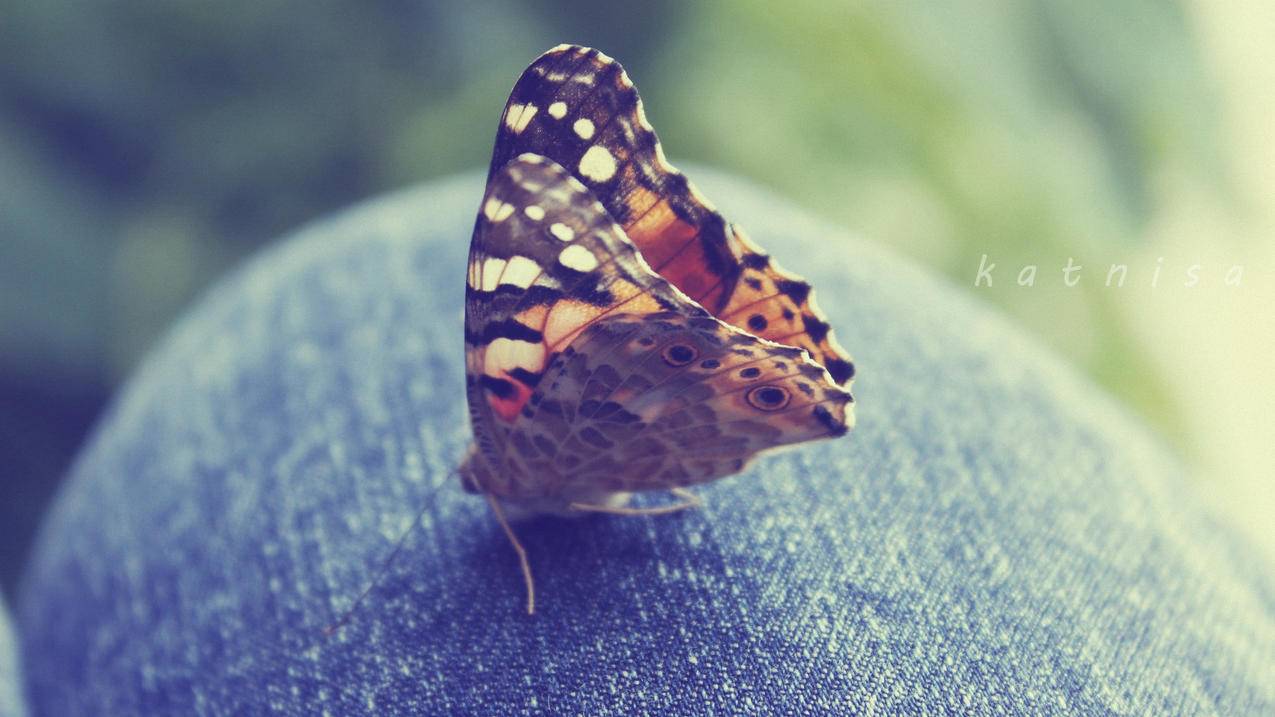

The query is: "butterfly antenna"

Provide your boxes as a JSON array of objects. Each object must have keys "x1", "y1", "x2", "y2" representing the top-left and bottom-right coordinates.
[{"x1": 322, "y1": 470, "x2": 455, "y2": 637}]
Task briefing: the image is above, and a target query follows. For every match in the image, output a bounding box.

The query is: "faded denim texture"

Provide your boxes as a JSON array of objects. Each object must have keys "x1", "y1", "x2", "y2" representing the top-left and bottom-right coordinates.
[{"x1": 17, "y1": 171, "x2": 1275, "y2": 715}]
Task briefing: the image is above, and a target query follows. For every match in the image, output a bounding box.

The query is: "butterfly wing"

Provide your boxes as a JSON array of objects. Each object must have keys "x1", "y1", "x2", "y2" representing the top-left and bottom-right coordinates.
[
  {"x1": 464, "y1": 155, "x2": 852, "y2": 502},
  {"x1": 464, "y1": 153, "x2": 710, "y2": 496},
  {"x1": 487, "y1": 44, "x2": 856, "y2": 386},
  {"x1": 515, "y1": 311, "x2": 852, "y2": 499}
]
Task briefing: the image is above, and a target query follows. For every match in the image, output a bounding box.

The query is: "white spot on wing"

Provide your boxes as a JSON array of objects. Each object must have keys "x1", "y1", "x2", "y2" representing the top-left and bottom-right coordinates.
[
  {"x1": 573, "y1": 118, "x2": 595, "y2": 140},
  {"x1": 579, "y1": 145, "x2": 617, "y2": 182},
  {"x1": 524, "y1": 205, "x2": 545, "y2": 221},
  {"x1": 480, "y1": 257, "x2": 507, "y2": 291},
  {"x1": 558, "y1": 244, "x2": 599, "y2": 272},
  {"x1": 504, "y1": 103, "x2": 538, "y2": 134},
  {"x1": 485, "y1": 338, "x2": 544, "y2": 375},
  {"x1": 635, "y1": 99, "x2": 654, "y2": 131},
  {"x1": 549, "y1": 223, "x2": 575, "y2": 242},
  {"x1": 548, "y1": 102, "x2": 567, "y2": 119},
  {"x1": 483, "y1": 197, "x2": 501, "y2": 220},
  {"x1": 484, "y1": 197, "x2": 514, "y2": 222},
  {"x1": 499, "y1": 255, "x2": 541, "y2": 289}
]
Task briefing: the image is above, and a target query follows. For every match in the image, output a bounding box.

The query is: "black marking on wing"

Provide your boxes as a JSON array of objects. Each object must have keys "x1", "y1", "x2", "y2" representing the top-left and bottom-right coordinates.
[
  {"x1": 480, "y1": 375, "x2": 517, "y2": 399},
  {"x1": 824, "y1": 358, "x2": 855, "y2": 384},
  {"x1": 776, "y1": 279, "x2": 811, "y2": 305},
  {"x1": 508, "y1": 366, "x2": 544, "y2": 388},
  {"x1": 813, "y1": 404, "x2": 848, "y2": 437},
  {"x1": 470, "y1": 318, "x2": 544, "y2": 345}
]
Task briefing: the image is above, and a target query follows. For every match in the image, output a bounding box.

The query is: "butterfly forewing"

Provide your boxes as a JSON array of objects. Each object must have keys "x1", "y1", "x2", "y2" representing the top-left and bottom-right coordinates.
[
  {"x1": 488, "y1": 44, "x2": 856, "y2": 386},
  {"x1": 465, "y1": 154, "x2": 714, "y2": 497}
]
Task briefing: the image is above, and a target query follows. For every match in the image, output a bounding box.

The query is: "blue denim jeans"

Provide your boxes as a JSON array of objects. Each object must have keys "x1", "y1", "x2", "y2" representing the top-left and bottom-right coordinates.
[{"x1": 13, "y1": 171, "x2": 1275, "y2": 715}]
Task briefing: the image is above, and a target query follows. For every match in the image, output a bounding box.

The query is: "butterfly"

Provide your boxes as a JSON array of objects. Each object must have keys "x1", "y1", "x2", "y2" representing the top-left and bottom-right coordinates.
[{"x1": 462, "y1": 45, "x2": 856, "y2": 613}]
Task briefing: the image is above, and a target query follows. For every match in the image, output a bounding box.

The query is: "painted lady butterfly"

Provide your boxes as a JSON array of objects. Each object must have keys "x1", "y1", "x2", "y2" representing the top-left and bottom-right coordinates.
[{"x1": 463, "y1": 45, "x2": 856, "y2": 613}]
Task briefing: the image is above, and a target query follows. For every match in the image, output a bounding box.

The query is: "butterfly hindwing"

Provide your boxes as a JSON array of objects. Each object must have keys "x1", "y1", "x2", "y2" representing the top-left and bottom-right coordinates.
[
  {"x1": 507, "y1": 311, "x2": 852, "y2": 498},
  {"x1": 488, "y1": 44, "x2": 856, "y2": 386}
]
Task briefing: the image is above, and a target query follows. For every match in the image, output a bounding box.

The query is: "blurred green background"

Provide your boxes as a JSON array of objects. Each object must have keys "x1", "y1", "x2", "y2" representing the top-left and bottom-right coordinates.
[{"x1": 2, "y1": 1, "x2": 1272, "y2": 597}]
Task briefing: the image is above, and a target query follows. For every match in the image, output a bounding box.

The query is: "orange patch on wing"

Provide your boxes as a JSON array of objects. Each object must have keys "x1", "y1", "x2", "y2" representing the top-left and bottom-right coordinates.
[
  {"x1": 544, "y1": 299, "x2": 607, "y2": 350},
  {"x1": 653, "y1": 238, "x2": 724, "y2": 304},
  {"x1": 618, "y1": 183, "x2": 659, "y2": 227},
  {"x1": 623, "y1": 294, "x2": 663, "y2": 313},
  {"x1": 719, "y1": 272, "x2": 778, "y2": 318},
  {"x1": 515, "y1": 304, "x2": 550, "y2": 330},
  {"x1": 598, "y1": 277, "x2": 661, "y2": 313},
  {"x1": 626, "y1": 202, "x2": 697, "y2": 266},
  {"x1": 487, "y1": 373, "x2": 534, "y2": 422}
]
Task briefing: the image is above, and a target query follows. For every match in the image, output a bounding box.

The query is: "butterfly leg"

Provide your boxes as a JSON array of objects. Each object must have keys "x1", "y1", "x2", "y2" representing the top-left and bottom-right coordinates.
[
  {"x1": 569, "y1": 487, "x2": 701, "y2": 516},
  {"x1": 485, "y1": 493, "x2": 536, "y2": 615}
]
